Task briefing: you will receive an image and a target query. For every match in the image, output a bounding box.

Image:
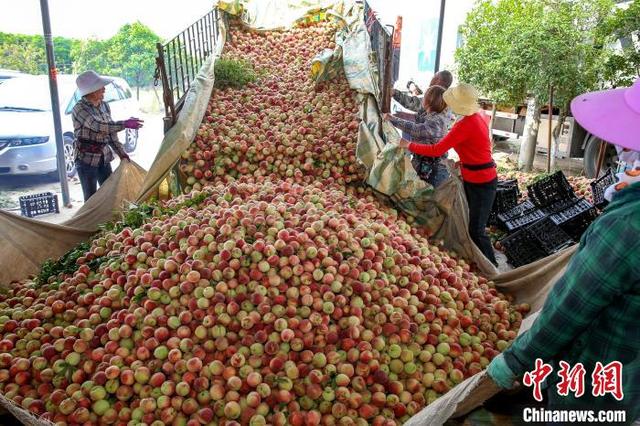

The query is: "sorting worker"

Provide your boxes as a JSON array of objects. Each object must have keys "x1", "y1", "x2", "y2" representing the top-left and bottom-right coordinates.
[{"x1": 72, "y1": 70, "x2": 144, "y2": 202}]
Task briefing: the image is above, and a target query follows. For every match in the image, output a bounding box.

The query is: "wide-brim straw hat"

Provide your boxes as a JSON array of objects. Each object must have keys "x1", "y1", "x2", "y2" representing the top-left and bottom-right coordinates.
[
  {"x1": 443, "y1": 83, "x2": 480, "y2": 116},
  {"x1": 76, "y1": 70, "x2": 113, "y2": 97},
  {"x1": 571, "y1": 78, "x2": 640, "y2": 152}
]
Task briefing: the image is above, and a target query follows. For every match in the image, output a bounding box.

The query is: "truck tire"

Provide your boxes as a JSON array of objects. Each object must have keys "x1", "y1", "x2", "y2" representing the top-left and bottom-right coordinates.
[{"x1": 583, "y1": 135, "x2": 618, "y2": 178}]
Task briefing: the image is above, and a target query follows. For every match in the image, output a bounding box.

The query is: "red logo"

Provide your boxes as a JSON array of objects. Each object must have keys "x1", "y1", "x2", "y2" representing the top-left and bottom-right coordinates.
[
  {"x1": 523, "y1": 358, "x2": 553, "y2": 402},
  {"x1": 592, "y1": 361, "x2": 624, "y2": 401},
  {"x1": 556, "y1": 361, "x2": 586, "y2": 398}
]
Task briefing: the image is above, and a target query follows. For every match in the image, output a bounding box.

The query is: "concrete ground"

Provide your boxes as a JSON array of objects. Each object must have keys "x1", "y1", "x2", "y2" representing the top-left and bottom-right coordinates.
[{"x1": 0, "y1": 112, "x2": 164, "y2": 224}]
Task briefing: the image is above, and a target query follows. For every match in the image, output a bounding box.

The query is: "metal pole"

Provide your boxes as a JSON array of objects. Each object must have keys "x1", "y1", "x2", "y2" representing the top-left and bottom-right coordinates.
[
  {"x1": 546, "y1": 84, "x2": 554, "y2": 173},
  {"x1": 39, "y1": 0, "x2": 71, "y2": 207},
  {"x1": 434, "y1": 0, "x2": 446, "y2": 73},
  {"x1": 595, "y1": 139, "x2": 607, "y2": 178}
]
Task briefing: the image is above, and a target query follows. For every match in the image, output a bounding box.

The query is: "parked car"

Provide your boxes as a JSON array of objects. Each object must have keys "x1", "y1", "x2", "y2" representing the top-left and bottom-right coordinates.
[
  {"x1": 0, "y1": 69, "x2": 26, "y2": 84},
  {"x1": 0, "y1": 74, "x2": 140, "y2": 177}
]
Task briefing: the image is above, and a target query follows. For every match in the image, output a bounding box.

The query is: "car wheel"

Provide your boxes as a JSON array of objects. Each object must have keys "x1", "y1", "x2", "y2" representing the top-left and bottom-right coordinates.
[
  {"x1": 124, "y1": 128, "x2": 138, "y2": 153},
  {"x1": 583, "y1": 135, "x2": 618, "y2": 178},
  {"x1": 63, "y1": 135, "x2": 77, "y2": 178}
]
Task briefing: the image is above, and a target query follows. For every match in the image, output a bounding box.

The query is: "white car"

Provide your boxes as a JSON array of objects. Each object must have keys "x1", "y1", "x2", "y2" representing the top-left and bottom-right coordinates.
[
  {"x1": 0, "y1": 74, "x2": 140, "y2": 177},
  {"x1": 0, "y1": 69, "x2": 26, "y2": 84}
]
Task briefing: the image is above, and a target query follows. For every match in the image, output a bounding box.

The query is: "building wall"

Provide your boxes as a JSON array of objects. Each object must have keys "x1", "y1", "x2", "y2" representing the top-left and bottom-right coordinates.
[{"x1": 367, "y1": 0, "x2": 475, "y2": 88}]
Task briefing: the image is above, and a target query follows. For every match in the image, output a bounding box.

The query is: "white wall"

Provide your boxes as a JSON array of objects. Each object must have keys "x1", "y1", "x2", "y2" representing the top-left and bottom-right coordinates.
[{"x1": 367, "y1": 0, "x2": 475, "y2": 88}]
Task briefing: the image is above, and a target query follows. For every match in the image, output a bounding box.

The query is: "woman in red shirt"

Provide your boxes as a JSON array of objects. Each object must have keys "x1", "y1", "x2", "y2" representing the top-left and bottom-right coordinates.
[{"x1": 399, "y1": 83, "x2": 498, "y2": 265}]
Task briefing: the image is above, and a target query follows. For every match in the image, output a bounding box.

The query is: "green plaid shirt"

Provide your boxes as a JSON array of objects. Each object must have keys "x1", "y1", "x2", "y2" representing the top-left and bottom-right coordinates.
[{"x1": 503, "y1": 182, "x2": 640, "y2": 421}]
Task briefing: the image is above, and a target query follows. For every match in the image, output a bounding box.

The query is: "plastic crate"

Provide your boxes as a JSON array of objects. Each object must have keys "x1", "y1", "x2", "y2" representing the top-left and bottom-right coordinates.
[
  {"x1": 497, "y1": 200, "x2": 546, "y2": 232},
  {"x1": 527, "y1": 171, "x2": 576, "y2": 208},
  {"x1": 540, "y1": 197, "x2": 581, "y2": 215},
  {"x1": 19, "y1": 192, "x2": 59, "y2": 218},
  {"x1": 489, "y1": 180, "x2": 521, "y2": 226},
  {"x1": 526, "y1": 217, "x2": 574, "y2": 254},
  {"x1": 500, "y1": 227, "x2": 547, "y2": 267},
  {"x1": 549, "y1": 198, "x2": 599, "y2": 241},
  {"x1": 500, "y1": 217, "x2": 573, "y2": 267},
  {"x1": 494, "y1": 181, "x2": 520, "y2": 213},
  {"x1": 590, "y1": 169, "x2": 615, "y2": 210}
]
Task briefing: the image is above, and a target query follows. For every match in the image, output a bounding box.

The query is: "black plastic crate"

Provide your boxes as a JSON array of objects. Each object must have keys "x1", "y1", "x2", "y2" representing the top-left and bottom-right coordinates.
[
  {"x1": 19, "y1": 192, "x2": 59, "y2": 218},
  {"x1": 500, "y1": 228, "x2": 547, "y2": 267},
  {"x1": 500, "y1": 217, "x2": 574, "y2": 267},
  {"x1": 497, "y1": 179, "x2": 521, "y2": 196},
  {"x1": 526, "y1": 217, "x2": 574, "y2": 254},
  {"x1": 489, "y1": 180, "x2": 521, "y2": 226},
  {"x1": 541, "y1": 197, "x2": 580, "y2": 215},
  {"x1": 497, "y1": 200, "x2": 546, "y2": 232},
  {"x1": 494, "y1": 181, "x2": 520, "y2": 213},
  {"x1": 590, "y1": 169, "x2": 615, "y2": 210},
  {"x1": 527, "y1": 171, "x2": 576, "y2": 208},
  {"x1": 549, "y1": 198, "x2": 598, "y2": 241}
]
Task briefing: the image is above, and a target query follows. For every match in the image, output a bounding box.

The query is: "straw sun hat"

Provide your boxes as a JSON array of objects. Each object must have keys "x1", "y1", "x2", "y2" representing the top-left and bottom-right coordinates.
[
  {"x1": 76, "y1": 70, "x2": 113, "y2": 97},
  {"x1": 443, "y1": 83, "x2": 480, "y2": 116}
]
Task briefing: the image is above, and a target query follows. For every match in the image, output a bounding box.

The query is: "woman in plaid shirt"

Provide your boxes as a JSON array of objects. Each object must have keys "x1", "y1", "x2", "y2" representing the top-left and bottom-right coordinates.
[
  {"x1": 384, "y1": 85, "x2": 451, "y2": 187},
  {"x1": 72, "y1": 71, "x2": 143, "y2": 201}
]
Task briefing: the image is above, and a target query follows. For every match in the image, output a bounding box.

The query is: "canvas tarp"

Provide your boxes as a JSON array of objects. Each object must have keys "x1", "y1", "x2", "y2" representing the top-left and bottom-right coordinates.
[
  {"x1": 0, "y1": 161, "x2": 146, "y2": 287},
  {"x1": 218, "y1": 0, "x2": 354, "y2": 31}
]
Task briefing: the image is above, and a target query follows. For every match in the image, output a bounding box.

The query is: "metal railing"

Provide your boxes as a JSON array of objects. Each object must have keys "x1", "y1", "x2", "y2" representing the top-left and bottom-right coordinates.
[
  {"x1": 364, "y1": 1, "x2": 395, "y2": 113},
  {"x1": 155, "y1": 9, "x2": 222, "y2": 129}
]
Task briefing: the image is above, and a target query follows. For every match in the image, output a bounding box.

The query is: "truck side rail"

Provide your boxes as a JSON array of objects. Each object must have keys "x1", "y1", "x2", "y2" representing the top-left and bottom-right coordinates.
[{"x1": 155, "y1": 9, "x2": 223, "y2": 130}]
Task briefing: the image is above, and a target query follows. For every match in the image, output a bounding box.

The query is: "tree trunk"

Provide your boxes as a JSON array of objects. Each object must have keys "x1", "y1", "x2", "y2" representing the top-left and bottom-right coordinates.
[
  {"x1": 518, "y1": 97, "x2": 541, "y2": 172},
  {"x1": 489, "y1": 104, "x2": 497, "y2": 140},
  {"x1": 550, "y1": 107, "x2": 567, "y2": 172},
  {"x1": 136, "y1": 85, "x2": 140, "y2": 101}
]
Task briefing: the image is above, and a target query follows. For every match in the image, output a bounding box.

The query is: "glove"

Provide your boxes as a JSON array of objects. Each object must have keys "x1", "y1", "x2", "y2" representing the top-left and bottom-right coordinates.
[
  {"x1": 123, "y1": 118, "x2": 144, "y2": 129},
  {"x1": 487, "y1": 353, "x2": 517, "y2": 389}
]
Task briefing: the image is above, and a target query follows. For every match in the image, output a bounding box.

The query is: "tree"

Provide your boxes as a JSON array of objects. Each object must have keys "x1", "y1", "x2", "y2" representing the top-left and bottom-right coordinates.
[
  {"x1": 0, "y1": 41, "x2": 45, "y2": 74},
  {"x1": 597, "y1": 0, "x2": 640, "y2": 87},
  {"x1": 456, "y1": 0, "x2": 614, "y2": 171},
  {"x1": 107, "y1": 22, "x2": 161, "y2": 100},
  {"x1": 0, "y1": 32, "x2": 79, "y2": 74},
  {"x1": 71, "y1": 38, "x2": 115, "y2": 76}
]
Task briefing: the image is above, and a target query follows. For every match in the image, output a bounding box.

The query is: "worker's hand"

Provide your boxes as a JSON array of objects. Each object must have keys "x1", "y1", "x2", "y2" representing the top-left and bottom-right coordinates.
[
  {"x1": 123, "y1": 118, "x2": 144, "y2": 129},
  {"x1": 382, "y1": 113, "x2": 392, "y2": 121},
  {"x1": 397, "y1": 139, "x2": 410, "y2": 149},
  {"x1": 120, "y1": 154, "x2": 130, "y2": 162},
  {"x1": 487, "y1": 353, "x2": 517, "y2": 389}
]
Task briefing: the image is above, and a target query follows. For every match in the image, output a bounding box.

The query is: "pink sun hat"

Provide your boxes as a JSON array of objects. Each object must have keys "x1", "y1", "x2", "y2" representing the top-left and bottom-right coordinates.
[{"x1": 570, "y1": 78, "x2": 640, "y2": 152}]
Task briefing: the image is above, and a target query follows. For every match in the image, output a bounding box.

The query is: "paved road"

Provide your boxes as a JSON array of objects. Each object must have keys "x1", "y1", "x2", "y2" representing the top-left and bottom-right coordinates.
[{"x1": 0, "y1": 112, "x2": 165, "y2": 223}]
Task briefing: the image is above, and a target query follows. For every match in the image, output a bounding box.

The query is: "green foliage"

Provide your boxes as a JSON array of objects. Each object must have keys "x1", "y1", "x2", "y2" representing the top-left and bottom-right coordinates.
[
  {"x1": 36, "y1": 241, "x2": 90, "y2": 286},
  {"x1": 107, "y1": 22, "x2": 161, "y2": 98},
  {"x1": 456, "y1": 0, "x2": 614, "y2": 108},
  {"x1": 0, "y1": 32, "x2": 79, "y2": 74},
  {"x1": 71, "y1": 38, "x2": 114, "y2": 76},
  {"x1": 1, "y1": 22, "x2": 160, "y2": 95},
  {"x1": 214, "y1": 58, "x2": 258, "y2": 89},
  {"x1": 597, "y1": 0, "x2": 640, "y2": 87}
]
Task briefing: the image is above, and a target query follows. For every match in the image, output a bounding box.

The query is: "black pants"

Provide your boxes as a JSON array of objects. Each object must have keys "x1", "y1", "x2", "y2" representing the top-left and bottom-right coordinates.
[
  {"x1": 464, "y1": 178, "x2": 498, "y2": 265},
  {"x1": 77, "y1": 160, "x2": 112, "y2": 202}
]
